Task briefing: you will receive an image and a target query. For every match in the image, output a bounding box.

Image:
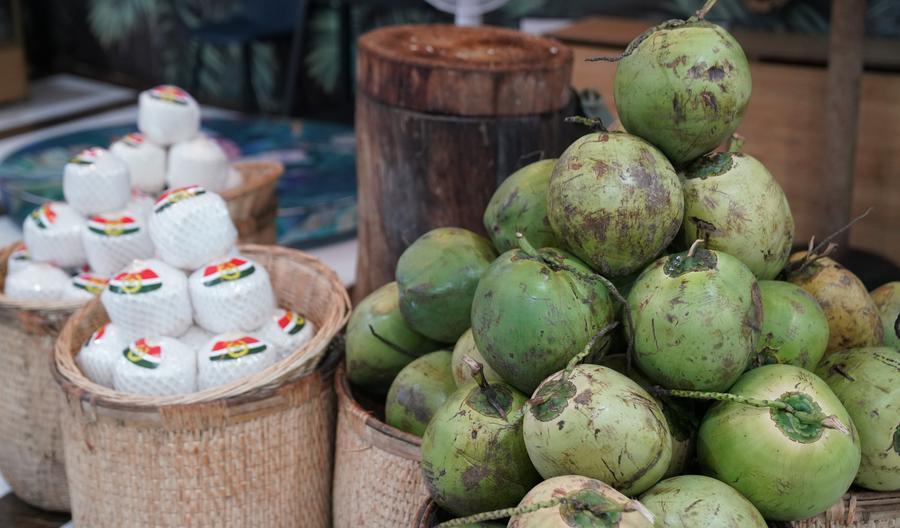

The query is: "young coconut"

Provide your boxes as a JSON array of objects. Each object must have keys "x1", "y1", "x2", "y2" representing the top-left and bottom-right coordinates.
[
  {"x1": 757, "y1": 280, "x2": 829, "y2": 370},
  {"x1": 871, "y1": 282, "x2": 900, "y2": 348},
  {"x1": 483, "y1": 159, "x2": 563, "y2": 252},
  {"x1": 676, "y1": 364, "x2": 861, "y2": 521},
  {"x1": 385, "y1": 350, "x2": 456, "y2": 437},
  {"x1": 421, "y1": 359, "x2": 540, "y2": 517},
  {"x1": 638, "y1": 475, "x2": 767, "y2": 528},
  {"x1": 451, "y1": 329, "x2": 503, "y2": 387},
  {"x1": 627, "y1": 244, "x2": 762, "y2": 391},
  {"x1": 396, "y1": 227, "x2": 497, "y2": 343},
  {"x1": 817, "y1": 347, "x2": 900, "y2": 492},
  {"x1": 523, "y1": 364, "x2": 672, "y2": 496},
  {"x1": 508, "y1": 475, "x2": 656, "y2": 528},
  {"x1": 547, "y1": 130, "x2": 683, "y2": 278},
  {"x1": 680, "y1": 151, "x2": 794, "y2": 279},
  {"x1": 470, "y1": 237, "x2": 615, "y2": 394},
  {"x1": 600, "y1": 0, "x2": 752, "y2": 165},
  {"x1": 346, "y1": 282, "x2": 442, "y2": 393},
  {"x1": 785, "y1": 252, "x2": 883, "y2": 354},
  {"x1": 600, "y1": 354, "x2": 698, "y2": 478}
]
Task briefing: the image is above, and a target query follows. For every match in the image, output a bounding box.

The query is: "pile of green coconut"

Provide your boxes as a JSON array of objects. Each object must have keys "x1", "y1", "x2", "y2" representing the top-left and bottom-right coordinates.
[{"x1": 345, "y1": 2, "x2": 900, "y2": 526}]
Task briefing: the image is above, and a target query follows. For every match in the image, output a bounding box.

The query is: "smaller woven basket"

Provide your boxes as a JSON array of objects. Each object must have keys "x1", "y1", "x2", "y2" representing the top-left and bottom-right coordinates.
[
  {"x1": 784, "y1": 491, "x2": 900, "y2": 528},
  {"x1": 332, "y1": 364, "x2": 429, "y2": 528},
  {"x1": 223, "y1": 161, "x2": 283, "y2": 244},
  {"x1": 54, "y1": 244, "x2": 350, "y2": 528},
  {"x1": 414, "y1": 498, "x2": 441, "y2": 528},
  {"x1": 0, "y1": 241, "x2": 86, "y2": 511}
]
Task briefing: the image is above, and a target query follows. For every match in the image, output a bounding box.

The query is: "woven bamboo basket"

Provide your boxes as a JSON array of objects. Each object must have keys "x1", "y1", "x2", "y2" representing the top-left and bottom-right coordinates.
[
  {"x1": 784, "y1": 491, "x2": 900, "y2": 528},
  {"x1": 223, "y1": 161, "x2": 283, "y2": 244},
  {"x1": 332, "y1": 363, "x2": 429, "y2": 528},
  {"x1": 53, "y1": 244, "x2": 350, "y2": 527},
  {"x1": 0, "y1": 241, "x2": 86, "y2": 511},
  {"x1": 414, "y1": 498, "x2": 441, "y2": 527}
]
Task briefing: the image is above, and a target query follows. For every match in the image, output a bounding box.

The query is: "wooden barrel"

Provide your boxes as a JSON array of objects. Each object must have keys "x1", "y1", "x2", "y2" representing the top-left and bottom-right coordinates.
[{"x1": 354, "y1": 24, "x2": 580, "y2": 301}]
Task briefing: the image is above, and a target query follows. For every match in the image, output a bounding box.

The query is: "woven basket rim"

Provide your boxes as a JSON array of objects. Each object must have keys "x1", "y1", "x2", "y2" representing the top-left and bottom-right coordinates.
[
  {"x1": 414, "y1": 497, "x2": 439, "y2": 528},
  {"x1": 221, "y1": 160, "x2": 283, "y2": 201},
  {"x1": 52, "y1": 244, "x2": 351, "y2": 412},
  {"x1": 335, "y1": 362, "x2": 422, "y2": 448}
]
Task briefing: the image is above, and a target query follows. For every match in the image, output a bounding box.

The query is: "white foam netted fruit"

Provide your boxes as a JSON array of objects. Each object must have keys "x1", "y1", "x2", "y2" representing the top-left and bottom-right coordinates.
[
  {"x1": 3, "y1": 262, "x2": 71, "y2": 301},
  {"x1": 137, "y1": 85, "x2": 200, "y2": 146},
  {"x1": 6, "y1": 242, "x2": 30, "y2": 276},
  {"x1": 63, "y1": 147, "x2": 131, "y2": 216},
  {"x1": 23, "y1": 202, "x2": 87, "y2": 268},
  {"x1": 256, "y1": 308, "x2": 316, "y2": 360},
  {"x1": 110, "y1": 132, "x2": 167, "y2": 194},
  {"x1": 166, "y1": 135, "x2": 229, "y2": 193},
  {"x1": 83, "y1": 210, "x2": 155, "y2": 277},
  {"x1": 196, "y1": 333, "x2": 276, "y2": 390},
  {"x1": 101, "y1": 259, "x2": 192, "y2": 337},
  {"x1": 126, "y1": 189, "x2": 155, "y2": 222},
  {"x1": 65, "y1": 271, "x2": 109, "y2": 301},
  {"x1": 188, "y1": 256, "x2": 275, "y2": 334},
  {"x1": 76, "y1": 323, "x2": 131, "y2": 388},
  {"x1": 148, "y1": 186, "x2": 237, "y2": 270},
  {"x1": 178, "y1": 325, "x2": 214, "y2": 351},
  {"x1": 113, "y1": 337, "x2": 197, "y2": 396}
]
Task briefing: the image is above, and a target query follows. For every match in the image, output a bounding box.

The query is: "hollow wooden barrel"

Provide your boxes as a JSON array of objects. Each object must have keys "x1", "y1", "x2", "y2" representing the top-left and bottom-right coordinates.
[{"x1": 354, "y1": 24, "x2": 580, "y2": 301}]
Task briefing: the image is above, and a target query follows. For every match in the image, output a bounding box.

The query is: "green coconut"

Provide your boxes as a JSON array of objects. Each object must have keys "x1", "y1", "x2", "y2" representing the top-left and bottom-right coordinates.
[
  {"x1": 384, "y1": 350, "x2": 456, "y2": 437},
  {"x1": 508, "y1": 475, "x2": 656, "y2": 528},
  {"x1": 613, "y1": 17, "x2": 751, "y2": 165},
  {"x1": 639, "y1": 475, "x2": 767, "y2": 528},
  {"x1": 483, "y1": 159, "x2": 563, "y2": 252},
  {"x1": 547, "y1": 131, "x2": 683, "y2": 277},
  {"x1": 785, "y1": 253, "x2": 883, "y2": 355},
  {"x1": 871, "y1": 282, "x2": 900, "y2": 348},
  {"x1": 396, "y1": 227, "x2": 497, "y2": 343},
  {"x1": 627, "y1": 247, "x2": 762, "y2": 391},
  {"x1": 451, "y1": 329, "x2": 503, "y2": 387},
  {"x1": 697, "y1": 364, "x2": 861, "y2": 521},
  {"x1": 680, "y1": 152, "x2": 794, "y2": 279},
  {"x1": 601, "y1": 355, "x2": 698, "y2": 478},
  {"x1": 471, "y1": 245, "x2": 615, "y2": 394},
  {"x1": 817, "y1": 347, "x2": 900, "y2": 491},
  {"x1": 421, "y1": 375, "x2": 540, "y2": 516},
  {"x1": 345, "y1": 282, "x2": 443, "y2": 393},
  {"x1": 757, "y1": 280, "x2": 829, "y2": 370},
  {"x1": 523, "y1": 364, "x2": 672, "y2": 496}
]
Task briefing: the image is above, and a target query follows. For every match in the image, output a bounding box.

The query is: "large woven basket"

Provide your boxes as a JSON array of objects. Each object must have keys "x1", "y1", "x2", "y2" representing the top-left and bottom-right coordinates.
[
  {"x1": 53, "y1": 244, "x2": 350, "y2": 527},
  {"x1": 332, "y1": 363, "x2": 428, "y2": 527},
  {"x1": 784, "y1": 491, "x2": 900, "y2": 528},
  {"x1": 0, "y1": 241, "x2": 85, "y2": 511},
  {"x1": 223, "y1": 161, "x2": 282, "y2": 244}
]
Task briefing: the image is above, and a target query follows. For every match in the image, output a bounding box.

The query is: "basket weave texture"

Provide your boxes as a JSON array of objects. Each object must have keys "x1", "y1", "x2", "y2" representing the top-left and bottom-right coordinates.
[
  {"x1": 332, "y1": 364, "x2": 429, "y2": 528},
  {"x1": 54, "y1": 244, "x2": 350, "y2": 527},
  {"x1": 785, "y1": 491, "x2": 900, "y2": 528},
  {"x1": 223, "y1": 160, "x2": 283, "y2": 244}
]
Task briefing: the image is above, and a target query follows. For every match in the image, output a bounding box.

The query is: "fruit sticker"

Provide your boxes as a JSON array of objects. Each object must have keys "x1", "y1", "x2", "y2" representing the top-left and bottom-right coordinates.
[
  {"x1": 108, "y1": 268, "x2": 162, "y2": 295},
  {"x1": 121, "y1": 132, "x2": 145, "y2": 148},
  {"x1": 124, "y1": 338, "x2": 162, "y2": 369},
  {"x1": 70, "y1": 147, "x2": 104, "y2": 165},
  {"x1": 149, "y1": 85, "x2": 190, "y2": 106},
  {"x1": 277, "y1": 310, "x2": 307, "y2": 336},
  {"x1": 202, "y1": 258, "x2": 255, "y2": 287},
  {"x1": 154, "y1": 185, "x2": 206, "y2": 214},
  {"x1": 29, "y1": 203, "x2": 57, "y2": 229},
  {"x1": 83, "y1": 324, "x2": 108, "y2": 349},
  {"x1": 73, "y1": 273, "x2": 109, "y2": 295},
  {"x1": 10, "y1": 243, "x2": 28, "y2": 262},
  {"x1": 208, "y1": 336, "x2": 267, "y2": 361},
  {"x1": 88, "y1": 215, "x2": 140, "y2": 237}
]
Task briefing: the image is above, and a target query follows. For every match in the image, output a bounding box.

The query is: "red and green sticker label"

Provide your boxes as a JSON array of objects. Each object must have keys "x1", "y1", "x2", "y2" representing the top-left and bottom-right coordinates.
[
  {"x1": 277, "y1": 310, "x2": 307, "y2": 336},
  {"x1": 202, "y1": 258, "x2": 254, "y2": 287},
  {"x1": 30, "y1": 203, "x2": 57, "y2": 229},
  {"x1": 121, "y1": 132, "x2": 145, "y2": 148},
  {"x1": 73, "y1": 273, "x2": 109, "y2": 295},
  {"x1": 208, "y1": 336, "x2": 267, "y2": 361},
  {"x1": 154, "y1": 185, "x2": 206, "y2": 214},
  {"x1": 108, "y1": 268, "x2": 162, "y2": 294},
  {"x1": 123, "y1": 338, "x2": 162, "y2": 369},
  {"x1": 149, "y1": 85, "x2": 190, "y2": 106},
  {"x1": 70, "y1": 147, "x2": 103, "y2": 165},
  {"x1": 88, "y1": 215, "x2": 140, "y2": 237},
  {"x1": 83, "y1": 324, "x2": 107, "y2": 349},
  {"x1": 10, "y1": 243, "x2": 28, "y2": 262}
]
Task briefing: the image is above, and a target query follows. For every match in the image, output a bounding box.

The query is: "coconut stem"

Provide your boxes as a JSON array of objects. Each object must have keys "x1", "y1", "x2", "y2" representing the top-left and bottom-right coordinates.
[
  {"x1": 436, "y1": 496, "x2": 635, "y2": 527},
  {"x1": 463, "y1": 355, "x2": 508, "y2": 421},
  {"x1": 515, "y1": 232, "x2": 540, "y2": 258},
  {"x1": 695, "y1": 0, "x2": 720, "y2": 20},
  {"x1": 367, "y1": 324, "x2": 417, "y2": 359},
  {"x1": 564, "y1": 115, "x2": 608, "y2": 132},
  {"x1": 727, "y1": 133, "x2": 746, "y2": 153},
  {"x1": 586, "y1": 19, "x2": 684, "y2": 63},
  {"x1": 650, "y1": 387, "x2": 849, "y2": 431},
  {"x1": 786, "y1": 207, "x2": 873, "y2": 275},
  {"x1": 565, "y1": 321, "x2": 620, "y2": 372},
  {"x1": 687, "y1": 239, "x2": 704, "y2": 257}
]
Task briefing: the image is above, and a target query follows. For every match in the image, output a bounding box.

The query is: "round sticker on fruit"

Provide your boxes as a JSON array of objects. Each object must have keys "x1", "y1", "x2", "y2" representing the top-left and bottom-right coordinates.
[
  {"x1": 10, "y1": 242, "x2": 28, "y2": 262},
  {"x1": 277, "y1": 310, "x2": 307, "y2": 336},
  {"x1": 124, "y1": 338, "x2": 162, "y2": 369},
  {"x1": 108, "y1": 268, "x2": 162, "y2": 295},
  {"x1": 121, "y1": 132, "x2": 145, "y2": 148},
  {"x1": 208, "y1": 336, "x2": 268, "y2": 361},
  {"x1": 202, "y1": 257, "x2": 255, "y2": 287},
  {"x1": 29, "y1": 203, "x2": 57, "y2": 229},
  {"x1": 70, "y1": 147, "x2": 104, "y2": 165},
  {"x1": 153, "y1": 185, "x2": 206, "y2": 214},
  {"x1": 149, "y1": 85, "x2": 190, "y2": 106},
  {"x1": 88, "y1": 214, "x2": 140, "y2": 237},
  {"x1": 73, "y1": 272, "x2": 109, "y2": 295}
]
